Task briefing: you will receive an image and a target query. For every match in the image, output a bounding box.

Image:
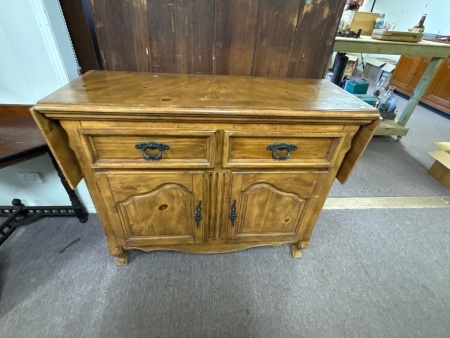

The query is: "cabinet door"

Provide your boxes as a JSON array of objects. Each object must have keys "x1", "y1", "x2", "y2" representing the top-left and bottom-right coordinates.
[
  {"x1": 390, "y1": 56, "x2": 422, "y2": 94},
  {"x1": 225, "y1": 172, "x2": 328, "y2": 243},
  {"x1": 409, "y1": 58, "x2": 430, "y2": 90},
  {"x1": 423, "y1": 59, "x2": 450, "y2": 111},
  {"x1": 97, "y1": 172, "x2": 205, "y2": 246}
]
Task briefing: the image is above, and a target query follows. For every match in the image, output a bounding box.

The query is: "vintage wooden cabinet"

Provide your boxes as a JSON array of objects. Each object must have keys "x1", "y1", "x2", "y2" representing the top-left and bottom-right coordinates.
[
  {"x1": 32, "y1": 71, "x2": 380, "y2": 265},
  {"x1": 390, "y1": 55, "x2": 450, "y2": 115}
]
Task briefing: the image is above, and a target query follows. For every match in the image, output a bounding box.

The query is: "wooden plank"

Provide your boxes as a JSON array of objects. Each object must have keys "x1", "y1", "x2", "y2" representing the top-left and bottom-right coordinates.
[
  {"x1": 252, "y1": 0, "x2": 301, "y2": 77},
  {"x1": 59, "y1": 0, "x2": 99, "y2": 72},
  {"x1": 89, "y1": 0, "x2": 136, "y2": 70},
  {"x1": 215, "y1": 0, "x2": 260, "y2": 76},
  {"x1": 289, "y1": 0, "x2": 345, "y2": 78},
  {"x1": 374, "y1": 119, "x2": 409, "y2": 136},
  {"x1": 129, "y1": 0, "x2": 151, "y2": 72},
  {"x1": 336, "y1": 118, "x2": 381, "y2": 184},
  {"x1": 174, "y1": 0, "x2": 214, "y2": 74},
  {"x1": 334, "y1": 35, "x2": 450, "y2": 57},
  {"x1": 146, "y1": 0, "x2": 177, "y2": 72},
  {"x1": 30, "y1": 109, "x2": 83, "y2": 189}
]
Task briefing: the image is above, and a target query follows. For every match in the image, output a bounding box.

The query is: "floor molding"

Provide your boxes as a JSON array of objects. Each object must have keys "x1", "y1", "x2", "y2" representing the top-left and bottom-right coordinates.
[{"x1": 324, "y1": 196, "x2": 450, "y2": 210}]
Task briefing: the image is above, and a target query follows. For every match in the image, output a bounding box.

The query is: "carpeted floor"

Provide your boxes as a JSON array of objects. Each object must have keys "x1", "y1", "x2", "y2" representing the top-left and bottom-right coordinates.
[{"x1": 1, "y1": 94, "x2": 449, "y2": 337}]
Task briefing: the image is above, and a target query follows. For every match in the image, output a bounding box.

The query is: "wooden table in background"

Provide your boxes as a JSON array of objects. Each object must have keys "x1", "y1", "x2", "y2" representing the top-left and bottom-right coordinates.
[
  {"x1": 0, "y1": 105, "x2": 88, "y2": 245},
  {"x1": 334, "y1": 35, "x2": 450, "y2": 140}
]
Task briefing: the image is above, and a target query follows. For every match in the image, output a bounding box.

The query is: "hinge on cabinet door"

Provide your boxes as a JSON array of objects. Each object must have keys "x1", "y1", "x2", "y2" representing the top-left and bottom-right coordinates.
[
  {"x1": 195, "y1": 201, "x2": 202, "y2": 227},
  {"x1": 229, "y1": 200, "x2": 237, "y2": 226}
]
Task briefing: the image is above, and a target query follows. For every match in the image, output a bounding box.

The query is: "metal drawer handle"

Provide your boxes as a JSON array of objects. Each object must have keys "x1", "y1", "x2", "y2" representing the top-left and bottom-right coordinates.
[
  {"x1": 135, "y1": 141, "x2": 169, "y2": 160},
  {"x1": 195, "y1": 201, "x2": 202, "y2": 228},
  {"x1": 267, "y1": 143, "x2": 297, "y2": 160},
  {"x1": 229, "y1": 200, "x2": 237, "y2": 226}
]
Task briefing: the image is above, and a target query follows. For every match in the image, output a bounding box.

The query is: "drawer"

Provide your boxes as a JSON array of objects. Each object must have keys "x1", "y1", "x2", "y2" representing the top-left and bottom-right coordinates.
[
  {"x1": 223, "y1": 131, "x2": 346, "y2": 168},
  {"x1": 80, "y1": 128, "x2": 216, "y2": 168}
]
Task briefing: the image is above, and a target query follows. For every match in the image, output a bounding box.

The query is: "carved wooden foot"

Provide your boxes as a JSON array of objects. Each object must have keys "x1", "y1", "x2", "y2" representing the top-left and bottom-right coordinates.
[
  {"x1": 300, "y1": 240, "x2": 310, "y2": 249},
  {"x1": 290, "y1": 243, "x2": 302, "y2": 258},
  {"x1": 116, "y1": 251, "x2": 129, "y2": 266},
  {"x1": 109, "y1": 246, "x2": 129, "y2": 266}
]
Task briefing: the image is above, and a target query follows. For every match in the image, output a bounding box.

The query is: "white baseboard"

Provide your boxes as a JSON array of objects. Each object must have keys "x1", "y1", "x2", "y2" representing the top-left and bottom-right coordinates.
[{"x1": 85, "y1": 204, "x2": 97, "y2": 213}]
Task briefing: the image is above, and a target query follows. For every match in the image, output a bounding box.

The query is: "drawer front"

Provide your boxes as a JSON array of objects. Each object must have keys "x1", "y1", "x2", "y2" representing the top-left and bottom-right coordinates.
[
  {"x1": 223, "y1": 131, "x2": 346, "y2": 168},
  {"x1": 80, "y1": 128, "x2": 216, "y2": 168}
]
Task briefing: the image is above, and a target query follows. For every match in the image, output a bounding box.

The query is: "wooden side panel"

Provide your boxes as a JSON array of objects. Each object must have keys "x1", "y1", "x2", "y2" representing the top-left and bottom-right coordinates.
[
  {"x1": 252, "y1": 0, "x2": 301, "y2": 77},
  {"x1": 89, "y1": 0, "x2": 343, "y2": 78},
  {"x1": 174, "y1": 0, "x2": 215, "y2": 74},
  {"x1": 89, "y1": 0, "x2": 136, "y2": 70},
  {"x1": 336, "y1": 119, "x2": 381, "y2": 184},
  {"x1": 30, "y1": 109, "x2": 83, "y2": 189},
  {"x1": 59, "y1": 0, "x2": 99, "y2": 72},
  {"x1": 215, "y1": 0, "x2": 260, "y2": 76},
  {"x1": 289, "y1": 0, "x2": 345, "y2": 78}
]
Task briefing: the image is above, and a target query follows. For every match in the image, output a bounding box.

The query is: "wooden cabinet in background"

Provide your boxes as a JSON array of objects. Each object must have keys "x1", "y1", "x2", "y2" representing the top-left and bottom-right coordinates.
[
  {"x1": 32, "y1": 71, "x2": 379, "y2": 265},
  {"x1": 390, "y1": 55, "x2": 450, "y2": 115}
]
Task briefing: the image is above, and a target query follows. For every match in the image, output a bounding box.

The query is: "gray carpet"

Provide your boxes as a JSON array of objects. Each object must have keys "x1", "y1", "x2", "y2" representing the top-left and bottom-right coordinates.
[
  {"x1": 1, "y1": 208, "x2": 450, "y2": 338},
  {"x1": 1, "y1": 93, "x2": 450, "y2": 337}
]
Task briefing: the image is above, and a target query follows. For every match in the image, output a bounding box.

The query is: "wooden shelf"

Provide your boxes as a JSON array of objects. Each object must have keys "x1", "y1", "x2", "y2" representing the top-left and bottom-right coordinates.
[{"x1": 375, "y1": 120, "x2": 408, "y2": 138}]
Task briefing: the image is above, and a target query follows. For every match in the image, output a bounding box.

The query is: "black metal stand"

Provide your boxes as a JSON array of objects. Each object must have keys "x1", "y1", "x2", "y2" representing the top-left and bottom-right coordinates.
[{"x1": 0, "y1": 151, "x2": 88, "y2": 246}]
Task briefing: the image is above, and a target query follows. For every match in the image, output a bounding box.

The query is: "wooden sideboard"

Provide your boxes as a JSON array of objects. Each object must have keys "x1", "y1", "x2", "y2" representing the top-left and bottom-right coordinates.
[
  {"x1": 390, "y1": 55, "x2": 450, "y2": 115},
  {"x1": 32, "y1": 71, "x2": 380, "y2": 265}
]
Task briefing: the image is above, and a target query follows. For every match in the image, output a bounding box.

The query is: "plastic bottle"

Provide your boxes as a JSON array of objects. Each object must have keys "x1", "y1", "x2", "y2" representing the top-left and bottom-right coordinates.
[
  {"x1": 373, "y1": 76, "x2": 387, "y2": 97},
  {"x1": 375, "y1": 13, "x2": 385, "y2": 30}
]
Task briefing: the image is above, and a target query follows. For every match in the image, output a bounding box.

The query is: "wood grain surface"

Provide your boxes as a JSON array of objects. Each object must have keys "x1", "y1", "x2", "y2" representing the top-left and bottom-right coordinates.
[
  {"x1": 32, "y1": 72, "x2": 380, "y2": 264},
  {"x1": 0, "y1": 105, "x2": 47, "y2": 167},
  {"x1": 89, "y1": 0, "x2": 345, "y2": 78},
  {"x1": 36, "y1": 71, "x2": 377, "y2": 118}
]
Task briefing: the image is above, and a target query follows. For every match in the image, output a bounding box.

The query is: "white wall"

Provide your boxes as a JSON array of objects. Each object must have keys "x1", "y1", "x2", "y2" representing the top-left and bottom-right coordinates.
[
  {"x1": 362, "y1": 0, "x2": 450, "y2": 34},
  {"x1": 0, "y1": 0, "x2": 94, "y2": 211}
]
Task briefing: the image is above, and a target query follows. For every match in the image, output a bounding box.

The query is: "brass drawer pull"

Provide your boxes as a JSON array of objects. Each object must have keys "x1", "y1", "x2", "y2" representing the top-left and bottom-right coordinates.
[
  {"x1": 267, "y1": 143, "x2": 297, "y2": 160},
  {"x1": 135, "y1": 141, "x2": 169, "y2": 160}
]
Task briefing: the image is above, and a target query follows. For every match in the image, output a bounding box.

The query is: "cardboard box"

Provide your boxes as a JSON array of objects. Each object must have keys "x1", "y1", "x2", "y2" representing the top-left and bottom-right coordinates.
[
  {"x1": 428, "y1": 142, "x2": 450, "y2": 189},
  {"x1": 351, "y1": 12, "x2": 379, "y2": 35},
  {"x1": 344, "y1": 78, "x2": 369, "y2": 94},
  {"x1": 361, "y1": 57, "x2": 397, "y2": 84},
  {"x1": 344, "y1": 54, "x2": 359, "y2": 77}
]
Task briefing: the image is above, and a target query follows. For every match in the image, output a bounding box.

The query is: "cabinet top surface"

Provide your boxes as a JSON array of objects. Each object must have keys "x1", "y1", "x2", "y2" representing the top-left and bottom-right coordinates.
[{"x1": 36, "y1": 71, "x2": 378, "y2": 118}]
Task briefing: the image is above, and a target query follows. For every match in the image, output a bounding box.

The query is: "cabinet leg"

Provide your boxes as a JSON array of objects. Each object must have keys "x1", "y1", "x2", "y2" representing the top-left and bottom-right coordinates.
[
  {"x1": 300, "y1": 240, "x2": 310, "y2": 249},
  {"x1": 116, "y1": 251, "x2": 129, "y2": 266},
  {"x1": 290, "y1": 242, "x2": 302, "y2": 258},
  {"x1": 109, "y1": 246, "x2": 129, "y2": 266}
]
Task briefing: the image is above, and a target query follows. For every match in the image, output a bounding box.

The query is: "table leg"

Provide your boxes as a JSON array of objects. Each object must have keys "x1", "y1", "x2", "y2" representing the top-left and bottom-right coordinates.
[
  {"x1": 397, "y1": 57, "x2": 443, "y2": 127},
  {"x1": 49, "y1": 152, "x2": 88, "y2": 223}
]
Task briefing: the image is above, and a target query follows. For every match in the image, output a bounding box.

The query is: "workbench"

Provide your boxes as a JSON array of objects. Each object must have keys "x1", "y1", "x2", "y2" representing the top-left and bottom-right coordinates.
[
  {"x1": 334, "y1": 35, "x2": 450, "y2": 139},
  {"x1": 0, "y1": 105, "x2": 88, "y2": 245}
]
